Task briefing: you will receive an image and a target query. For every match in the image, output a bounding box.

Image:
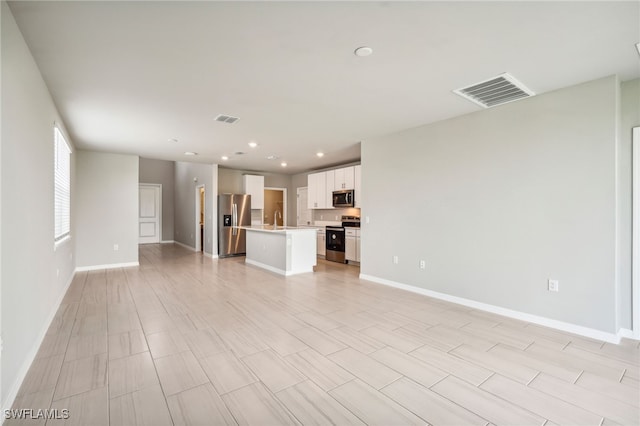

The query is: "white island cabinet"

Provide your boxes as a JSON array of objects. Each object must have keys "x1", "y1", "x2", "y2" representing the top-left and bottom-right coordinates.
[{"x1": 244, "y1": 227, "x2": 317, "y2": 276}]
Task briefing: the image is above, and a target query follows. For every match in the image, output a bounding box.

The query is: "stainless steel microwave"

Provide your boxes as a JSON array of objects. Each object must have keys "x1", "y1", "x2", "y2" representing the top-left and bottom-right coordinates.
[{"x1": 333, "y1": 190, "x2": 354, "y2": 208}]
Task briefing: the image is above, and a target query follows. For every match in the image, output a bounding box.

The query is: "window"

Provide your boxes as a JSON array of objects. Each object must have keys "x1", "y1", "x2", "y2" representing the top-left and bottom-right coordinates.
[{"x1": 54, "y1": 125, "x2": 71, "y2": 242}]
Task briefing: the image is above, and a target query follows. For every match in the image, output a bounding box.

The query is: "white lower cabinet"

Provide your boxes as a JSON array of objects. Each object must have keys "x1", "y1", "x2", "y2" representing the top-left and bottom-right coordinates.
[
  {"x1": 317, "y1": 229, "x2": 326, "y2": 256},
  {"x1": 345, "y1": 228, "x2": 360, "y2": 263}
]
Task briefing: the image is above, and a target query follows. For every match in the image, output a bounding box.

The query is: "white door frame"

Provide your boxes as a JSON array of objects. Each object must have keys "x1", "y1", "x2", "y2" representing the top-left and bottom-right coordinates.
[
  {"x1": 195, "y1": 185, "x2": 205, "y2": 252},
  {"x1": 632, "y1": 127, "x2": 639, "y2": 339},
  {"x1": 139, "y1": 183, "x2": 162, "y2": 244},
  {"x1": 265, "y1": 187, "x2": 287, "y2": 225}
]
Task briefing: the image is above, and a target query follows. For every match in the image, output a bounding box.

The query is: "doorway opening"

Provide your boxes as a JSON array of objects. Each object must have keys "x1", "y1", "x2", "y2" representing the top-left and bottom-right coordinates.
[
  {"x1": 196, "y1": 185, "x2": 205, "y2": 252},
  {"x1": 264, "y1": 187, "x2": 287, "y2": 226}
]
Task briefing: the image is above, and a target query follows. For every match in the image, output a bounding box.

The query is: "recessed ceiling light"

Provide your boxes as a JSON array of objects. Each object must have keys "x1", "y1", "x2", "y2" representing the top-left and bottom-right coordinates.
[
  {"x1": 168, "y1": 138, "x2": 179, "y2": 143},
  {"x1": 184, "y1": 152, "x2": 197, "y2": 156},
  {"x1": 281, "y1": 162, "x2": 287, "y2": 167},
  {"x1": 248, "y1": 141, "x2": 258, "y2": 148},
  {"x1": 354, "y1": 46, "x2": 373, "y2": 57},
  {"x1": 266, "y1": 155, "x2": 279, "y2": 160},
  {"x1": 221, "y1": 155, "x2": 229, "y2": 161},
  {"x1": 316, "y1": 152, "x2": 324, "y2": 158}
]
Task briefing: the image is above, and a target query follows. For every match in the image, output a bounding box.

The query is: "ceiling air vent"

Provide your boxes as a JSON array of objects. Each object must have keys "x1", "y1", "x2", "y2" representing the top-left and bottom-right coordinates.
[
  {"x1": 453, "y1": 73, "x2": 534, "y2": 108},
  {"x1": 215, "y1": 114, "x2": 240, "y2": 124}
]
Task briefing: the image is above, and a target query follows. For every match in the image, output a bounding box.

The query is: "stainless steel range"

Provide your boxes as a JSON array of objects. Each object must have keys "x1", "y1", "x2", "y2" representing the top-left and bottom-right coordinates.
[{"x1": 326, "y1": 215, "x2": 360, "y2": 263}]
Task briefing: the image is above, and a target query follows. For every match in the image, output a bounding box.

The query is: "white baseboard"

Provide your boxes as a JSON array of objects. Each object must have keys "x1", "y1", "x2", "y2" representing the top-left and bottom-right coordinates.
[
  {"x1": 616, "y1": 328, "x2": 639, "y2": 340},
  {"x1": 1, "y1": 271, "x2": 75, "y2": 420},
  {"x1": 160, "y1": 240, "x2": 175, "y2": 244},
  {"x1": 359, "y1": 274, "x2": 621, "y2": 344},
  {"x1": 245, "y1": 259, "x2": 312, "y2": 276},
  {"x1": 173, "y1": 241, "x2": 197, "y2": 251},
  {"x1": 203, "y1": 252, "x2": 218, "y2": 259},
  {"x1": 75, "y1": 261, "x2": 139, "y2": 272},
  {"x1": 245, "y1": 259, "x2": 287, "y2": 275}
]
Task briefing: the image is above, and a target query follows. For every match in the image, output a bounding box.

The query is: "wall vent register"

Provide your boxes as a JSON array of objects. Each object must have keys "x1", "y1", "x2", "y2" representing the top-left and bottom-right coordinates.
[{"x1": 215, "y1": 114, "x2": 240, "y2": 124}]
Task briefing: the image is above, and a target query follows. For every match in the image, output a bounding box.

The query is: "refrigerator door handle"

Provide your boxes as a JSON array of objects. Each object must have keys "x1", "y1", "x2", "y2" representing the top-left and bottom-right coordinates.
[{"x1": 232, "y1": 203, "x2": 238, "y2": 236}]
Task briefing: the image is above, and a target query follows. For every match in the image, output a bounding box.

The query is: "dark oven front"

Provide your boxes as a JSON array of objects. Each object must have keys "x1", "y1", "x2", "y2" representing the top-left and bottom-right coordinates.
[{"x1": 326, "y1": 226, "x2": 346, "y2": 263}]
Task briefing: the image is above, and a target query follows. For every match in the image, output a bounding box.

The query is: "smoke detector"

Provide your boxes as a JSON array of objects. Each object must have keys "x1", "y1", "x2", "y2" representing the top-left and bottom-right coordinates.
[{"x1": 454, "y1": 73, "x2": 534, "y2": 108}]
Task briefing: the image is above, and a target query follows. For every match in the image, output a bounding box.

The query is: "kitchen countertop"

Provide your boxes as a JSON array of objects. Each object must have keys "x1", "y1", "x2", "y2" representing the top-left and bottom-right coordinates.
[{"x1": 237, "y1": 225, "x2": 316, "y2": 234}]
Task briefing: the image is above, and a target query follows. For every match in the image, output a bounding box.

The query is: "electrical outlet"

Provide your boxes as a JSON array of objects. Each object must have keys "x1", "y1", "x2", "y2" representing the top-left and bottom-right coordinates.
[
  {"x1": 113, "y1": 244, "x2": 119, "y2": 251},
  {"x1": 548, "y1": 279, "x2": 559, "y2": 292},
  {"x1": 419, "y1": 260, "x2": 426, "y2": 269},
  {"x1": 393, "y1": 255, "x2": 399, "y2": 264},
  {"x1": 366, "y1": 216, "x2": 370, "y2": 224}
]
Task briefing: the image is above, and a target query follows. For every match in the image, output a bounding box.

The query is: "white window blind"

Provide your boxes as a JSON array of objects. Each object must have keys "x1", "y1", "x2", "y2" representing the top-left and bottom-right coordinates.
[{"x1": 54, "y1": 126, "x2": 71, "y2": 242}]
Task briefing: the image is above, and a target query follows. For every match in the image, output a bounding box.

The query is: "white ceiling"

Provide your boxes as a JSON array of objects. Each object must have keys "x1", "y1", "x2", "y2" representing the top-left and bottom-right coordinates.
[{"x1": 8, "y1": 1, "x2": 640, "y2": 174}]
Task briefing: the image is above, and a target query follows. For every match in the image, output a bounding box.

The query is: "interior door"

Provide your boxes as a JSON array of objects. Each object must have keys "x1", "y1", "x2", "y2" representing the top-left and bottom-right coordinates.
[
  {"x1": 139, "y1": 184, "x2": 161, "y2": 244},
  {"x1": 297, "y1": 187, "x2": 312, "y2": 226}
]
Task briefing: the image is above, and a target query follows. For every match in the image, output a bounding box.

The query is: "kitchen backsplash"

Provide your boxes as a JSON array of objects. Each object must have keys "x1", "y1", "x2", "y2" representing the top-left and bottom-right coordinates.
[{"x1": 313, "y1": 207, "x2": 360, "y2": 223}]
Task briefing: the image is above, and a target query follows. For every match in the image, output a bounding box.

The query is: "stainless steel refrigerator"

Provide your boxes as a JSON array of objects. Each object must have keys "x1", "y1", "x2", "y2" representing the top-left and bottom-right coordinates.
[{"x1": 218, "y1": 194, "x2": 251, "y2": 258}]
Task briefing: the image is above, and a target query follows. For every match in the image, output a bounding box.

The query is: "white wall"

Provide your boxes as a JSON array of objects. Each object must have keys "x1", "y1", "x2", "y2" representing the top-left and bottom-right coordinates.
[
  {"x1": 218, "y1": 167, "x2": 292, "y2": 194},
  {"x1": 618, "y1": 78, "x2": 640, "y2": 330},
  {"x1": 1, "y1": 1, "x2": 76, "y2": 409},
  {"x1": 139, "y1": 157, "x2": 175, "y2": 242},
  {"x1": 361, "y1": 76, "x2": 621, "y2": 335},
  {"x1": 174, "y1": 162, "x2": 217, "y2": 255},
  {"x1": 75, "y1": 151, "x2": 139, "y2": 268}
]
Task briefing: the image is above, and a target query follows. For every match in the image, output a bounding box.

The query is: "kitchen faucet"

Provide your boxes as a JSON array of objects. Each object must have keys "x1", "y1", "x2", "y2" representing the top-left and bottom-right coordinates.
[{"x1": 274, "y1": 210, "x2": 282, "y2": 229}]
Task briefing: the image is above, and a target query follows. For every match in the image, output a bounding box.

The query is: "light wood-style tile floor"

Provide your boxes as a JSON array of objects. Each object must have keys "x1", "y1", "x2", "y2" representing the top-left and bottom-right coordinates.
[{"x1": 9, "y1": 243, "x2": 640, "y2": 425}]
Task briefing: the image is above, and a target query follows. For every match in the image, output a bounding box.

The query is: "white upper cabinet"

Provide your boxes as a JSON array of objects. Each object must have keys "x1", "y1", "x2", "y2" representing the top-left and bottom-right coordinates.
[
  {"x1": 243, "y1": 175, "x2": 264, "y2": 209},
  {"x1": 307, "y1": 165, "x2": 360, "y2": 210},
  {"x1": 325, "y1": 169, "x2": 336, "y2": 208},
  {"x1": 354, "y1": 165, "x2": 361, "y2": 208},
  {"x1": 307, "y1": 172, "x2": 327, "y2": 209},
  {"x1": 334, "y1": 166, "x2": 355, "y2": 190},
  {"x1": 307, "y1": 173, "x2": 318, "y2": 209}
]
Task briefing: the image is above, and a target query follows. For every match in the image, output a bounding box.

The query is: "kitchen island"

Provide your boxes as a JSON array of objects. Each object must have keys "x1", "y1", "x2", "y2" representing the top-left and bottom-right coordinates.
[{"x1": 241, "y1": 226, "x2": 317, "y2": 276}]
